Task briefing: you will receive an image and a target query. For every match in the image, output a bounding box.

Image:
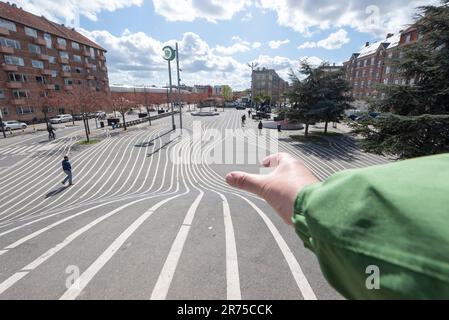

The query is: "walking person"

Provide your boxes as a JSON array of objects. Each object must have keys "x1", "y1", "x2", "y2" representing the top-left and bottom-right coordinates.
[
  {"x1": 61, "y1": 156, "x2": 73, "y2": 186},
  {"x1": 258, "y1": 121, "x2": 263, "y2": 135},
  {"x1": 248, "y1": 109, "x2": 252, "y2": 119},
  {"x1": 277, "y1": 123, "x2": 282, "y2": 132},
  {"x1": 241, "y1": 114, "x2": 246, "y2": 127},
  {"x1": 47, "y1": 123, "x2": 56, "y2": 140}
]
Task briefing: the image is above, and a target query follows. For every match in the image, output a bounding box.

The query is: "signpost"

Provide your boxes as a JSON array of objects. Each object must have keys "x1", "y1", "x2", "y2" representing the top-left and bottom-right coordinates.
[
  {"x1": 175, "y1": 42, "x2": 183, "y2": 129},
  {"x1": 163, "y1": 45, "x2": 176, "y2": 131}
]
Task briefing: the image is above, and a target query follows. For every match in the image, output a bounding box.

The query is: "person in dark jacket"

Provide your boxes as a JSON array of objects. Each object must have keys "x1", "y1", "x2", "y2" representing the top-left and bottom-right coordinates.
[
  {"x1": 258, "y1": 121, "x2": 263, "y2": 135},
  {"x1": 47, "y1": 123, "x2": 56, "y2": 140},
  {"x1": 62, "y1": 156, "x2": 73, "y2": 186}
]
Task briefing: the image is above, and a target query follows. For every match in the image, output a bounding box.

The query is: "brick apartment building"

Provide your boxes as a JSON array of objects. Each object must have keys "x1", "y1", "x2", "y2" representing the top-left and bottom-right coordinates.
[
  {"x1": 343, "y1": 28, "x2": 419, "y2": 109},
  {"x1": 251, "y1": 68, "x2": 289, "y2": 107},
  {"x1": 0, "y1": 1, "x2": 109, "y2": 122}
]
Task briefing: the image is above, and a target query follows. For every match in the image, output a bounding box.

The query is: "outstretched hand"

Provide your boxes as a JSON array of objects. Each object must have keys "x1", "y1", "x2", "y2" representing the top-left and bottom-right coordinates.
[{"x1": 226, "y1": 153, "x2": 319, "y2": 225}]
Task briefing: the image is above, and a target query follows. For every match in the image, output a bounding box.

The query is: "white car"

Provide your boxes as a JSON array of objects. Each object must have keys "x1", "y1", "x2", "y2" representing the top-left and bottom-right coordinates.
[
  {"x1": 2, "y1": 120, "x2": 27, "y2": 131},
  {"x1": 50, "y1": 114, "x2": 73, "y2": 124},
  {"x1": 96, "y1": 111, "x2": 106, "y2": 119}
]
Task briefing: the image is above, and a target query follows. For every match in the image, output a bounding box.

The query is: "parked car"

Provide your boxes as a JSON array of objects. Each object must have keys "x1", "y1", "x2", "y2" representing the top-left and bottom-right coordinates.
[
  {"x1": 235, "y1": 104, "x2": 246, "y2": 110},
  {"x1": 95, "y1": 111, "x2": 107, "y2": 119},
  {"x1": 49, "y1": 114, "x2": 73, "y2": 124},
  {"x1": 1, "y1": 120, "x2": 27, "y2": 131}
]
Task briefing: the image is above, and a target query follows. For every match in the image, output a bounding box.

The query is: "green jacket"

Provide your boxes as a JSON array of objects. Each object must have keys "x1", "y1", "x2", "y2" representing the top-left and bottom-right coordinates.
[{"x1": 292, "y1": 154, "x2": 449, "y2": 299}]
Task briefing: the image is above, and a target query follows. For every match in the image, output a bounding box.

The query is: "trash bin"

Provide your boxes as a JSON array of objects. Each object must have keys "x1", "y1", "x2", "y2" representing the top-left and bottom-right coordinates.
[{"x1": 100, "y1": 121, "x2": 105, "y2": 128}]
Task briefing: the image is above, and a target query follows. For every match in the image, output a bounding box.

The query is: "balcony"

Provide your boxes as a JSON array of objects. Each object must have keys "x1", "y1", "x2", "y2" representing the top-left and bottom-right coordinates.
[
  {"x1": 99, "y1": 55, "x2": 106, "y2": 61},
  {"x1": 86, "y1": 75, "x2": 95, "y2": 80},
  {"x1": 34, "y1": 37, "x2": 46, "y2": 46},
  {"x1": 2, "y1": 64, "x2": 18, "y2": 72},
  {"x1": 82, "y1": 50, "x2": 91, "y2": 57},
  {"x1": 38, "y1": 54, "x2": 50, "y2": 61},
  {"x1": 85, "y1": 63, "x2": 93, "y2": 69},
  {"x1": 44, "y1": 84, "x2": 56, "y2": 90},
  {"x1": 59, "y1": 57, "x2": 69, "y2": 64},
  {"x1": 64, "y1": 85, "x2": 73, "y2": 91},
  {"x1": 0, "y1": 45, "x2": 14, "y2": 54},
  {"x1": 0, "y1": 27, "x2": 10, "y2": 36},
  {"x1": 41, "y1": 69, "x2": 52, "y2": 76},
  {"x1": 61, "y1": 72, "x2": 71, "y2": 78},
  {"x1": 12, "y1": 99, "x2": 26, "y2": 106},
  {"x1": 6, "y1": 82, "x2": 23, "y2": 89},
  {"x1": 55, "y1": 43, "x2": 66, "y2": 50},
  {"x1": 100, "y1": 66, "x2": 107, "y2": 72}
]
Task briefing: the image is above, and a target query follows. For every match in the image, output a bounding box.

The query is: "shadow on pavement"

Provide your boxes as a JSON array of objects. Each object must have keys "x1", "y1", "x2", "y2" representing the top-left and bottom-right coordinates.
[{"x1": 46, "y1": 186, "x2": 68, "y2": 198}]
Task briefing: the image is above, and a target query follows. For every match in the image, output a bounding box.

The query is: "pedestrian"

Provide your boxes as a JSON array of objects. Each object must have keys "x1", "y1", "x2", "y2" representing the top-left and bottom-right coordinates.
[
  {"x1": 248, "y1": 109, "x2": 252, "y2": 119},
  {"x1": 47, "y1": 123, "x2": 56, "y2": 140},
  {"x1": 258, "y1": 121, "x2": 263, "y2": 135},
  {"x1": 226, "y1": 153, "x2": 449, "y2": 299},
  {"x1": 61, "y1": 155, "x2": 73, "y2": 186},
  {"x1": 241, "y1": 114, "x2": 246, "y2": 126},
  {"x1": 277, "y1": 123, "x2": 282, "y2": 132}
]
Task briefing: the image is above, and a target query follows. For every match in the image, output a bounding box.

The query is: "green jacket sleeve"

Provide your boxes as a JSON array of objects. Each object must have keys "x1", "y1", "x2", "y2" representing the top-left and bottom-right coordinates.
[{"x1": 292, "y1": 154, "x2": 449, "y2": 300}]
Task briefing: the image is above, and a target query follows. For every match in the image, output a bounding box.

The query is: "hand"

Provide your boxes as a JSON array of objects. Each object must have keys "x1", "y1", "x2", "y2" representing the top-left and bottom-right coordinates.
[{"x1": 226, "y1": 153, "x2": 319, "y2": 225}]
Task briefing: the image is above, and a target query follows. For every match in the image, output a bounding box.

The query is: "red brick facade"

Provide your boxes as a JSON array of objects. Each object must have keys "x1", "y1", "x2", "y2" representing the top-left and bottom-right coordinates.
[{"x1": 0, "y1": 1, "x2": 109, "y2": 122}]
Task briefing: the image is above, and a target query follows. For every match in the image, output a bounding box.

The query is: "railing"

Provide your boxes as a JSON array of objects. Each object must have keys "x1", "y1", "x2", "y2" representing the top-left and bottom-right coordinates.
[{"x1": 115, "y1": 111, "x2": 179, "y2": 129}]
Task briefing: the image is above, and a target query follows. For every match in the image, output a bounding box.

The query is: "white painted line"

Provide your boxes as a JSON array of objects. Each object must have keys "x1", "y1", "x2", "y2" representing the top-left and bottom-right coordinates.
[
  {"x1": 241, "y1": 198, "x2": 317, "y2": 300},
  {"x1": 60, "y1": 192, "x2": 185, "y2": 300},
  {"x1": 221, "y1": 193, "x2": 241, "y2": 300},
  {"x1": 0, "y1": 272, "x2": 28, "y2": 295},
  {"x1": 150, "y1": 192, "x2": 203, "y2": 300}
]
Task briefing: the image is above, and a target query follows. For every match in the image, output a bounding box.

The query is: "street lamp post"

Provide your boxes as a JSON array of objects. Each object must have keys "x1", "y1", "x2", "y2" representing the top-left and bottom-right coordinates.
[
  {"x1": 163, "y1": 46, "x2": 177, "y2": 131},
  {"x1": 247, "y1": 62, "x2": 259, "y2": 110},
  {"x1": 175, "y1": 42, "x2": 182, "y2": 130}
]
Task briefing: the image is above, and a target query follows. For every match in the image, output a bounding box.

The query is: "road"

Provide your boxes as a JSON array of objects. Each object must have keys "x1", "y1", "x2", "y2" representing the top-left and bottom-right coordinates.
[{"x1": 0, "y1": 110, "x2": 389, "y2": 300}]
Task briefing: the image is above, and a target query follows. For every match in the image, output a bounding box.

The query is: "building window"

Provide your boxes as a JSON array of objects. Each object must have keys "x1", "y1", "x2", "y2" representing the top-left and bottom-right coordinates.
[
  {"x1": 55, "y1": 84, "x2": 61, "y2": 91},
  {"x1": 385, "y1": 66, "x2": 391, "y2": 74},
  {"x1": 75, "y1": 67, "x2": 83, "y2": 74},
  {"x1": 13, "y1": 90, "x2": 29, "y2": 99},
  {"x1": 44, "y1": 33, "x2": 52, "y2": 48},
  {"x1": 90, "y1": 47, "x2": 95, "y2": 59},
  {"x1": 92, "y1": 65, "x2": 97, "y2": 71},
  {"x1": 5, "y1": 55, "x2": 24, "y2": 66},
  {"x1": 32, "y1": 60, "x2": 44, "y2": 69},
  {"x1": 62, "y1": 64, "x2": 71, "y2": 72},
  {"x1": 51, "y1": 70, "x2": 58, "y2": 78},
  {"x1": 1, "y1": 107, "x2": 9, "y2": 115},
  {"x1": 64, "y1": 78, "x2": 73, "y2": 85},
  {"x1": 28, "y1": 43, "x2": 41, "y2": 54},
  {"x1": 0, "y1": 37, "x2": 21, "y2": 49},
  {"x1": 60, "y1": 51, "x2": 69, "y2": 59},
  {"x1": 0, "y1": 18, "x2": 16, "y2": 32},
  {"x1": 48, "y1": 56, "x2": 56, "y2": 64},
  {"x1": 25, "y1": 26, "x2": 38, "y2": 38},
  {"x1": 73, "y1": 55, "x2": 82, "y2": 63},
  {"x1": 35, "y1": 76, "x2": 47, "y2": 84},
  {"x1": 405, "y1": 34, "x2": 412, "y2": 43},
  {"x1": 57, "y1": 38, "x2": 67, "y2": 47},
  {"x1": 72, "y1": 42, "x2": 80, "y2": 50},
  {"x1": 9, "y1": 73, "x2": 27, "y2": 82},
  {"x1": 16, "y1": 106, "x2": 34, "y2": 115},
  {"x1": 0, "y1": 89, "x2": 4, "y2": 99}
]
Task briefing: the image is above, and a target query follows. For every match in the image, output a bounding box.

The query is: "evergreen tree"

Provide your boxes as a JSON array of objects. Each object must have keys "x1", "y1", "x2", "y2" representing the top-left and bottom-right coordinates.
[{"x1": 352, "y1": 0, "x2": 449, "y2": 159}]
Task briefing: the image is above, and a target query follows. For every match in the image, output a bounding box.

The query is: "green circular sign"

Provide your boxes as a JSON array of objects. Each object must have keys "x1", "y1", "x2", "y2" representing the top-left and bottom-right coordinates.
[{"x1": 163, "y1": 46, "x2": 176, "y2": 61}]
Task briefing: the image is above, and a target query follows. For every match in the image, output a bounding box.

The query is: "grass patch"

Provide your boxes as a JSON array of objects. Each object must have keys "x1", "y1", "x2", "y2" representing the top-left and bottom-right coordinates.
[
  {"x1": 290, "y1": 134, "x2": 328, "y2": 145},
  {"x1": 76, "y1": 139, "x2": 101, "y2": 145}
]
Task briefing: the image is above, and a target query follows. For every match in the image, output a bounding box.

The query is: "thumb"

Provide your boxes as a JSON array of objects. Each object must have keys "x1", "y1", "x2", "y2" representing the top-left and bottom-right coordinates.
[{"x1": 226, "y1": 172, "x2": 266, "y2": 196}]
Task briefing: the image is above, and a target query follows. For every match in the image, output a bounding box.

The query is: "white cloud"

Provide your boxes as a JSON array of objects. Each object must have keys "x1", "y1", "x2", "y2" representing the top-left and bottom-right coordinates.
[
  {"x1": 9, "y1": 0, "x2": 143, "y2": 24},
  {"x1": 214, "y1": 36, "x2": 261, "y2": 55},
  {"x1": 152, "y1": 0, "x2": 251, "y2": 23},
  {"x1": 298, "y1": 29, "x2": 350, "y2": 50},
  {"x1": 252, "y1": 42, "x2": 262, "y2": 49},
  {"x1": 257, "y1": 0, "x2": 438, "y2": 37},
  {"x1": 268, "y1": 39, "x2": 290, "y2": 49}
]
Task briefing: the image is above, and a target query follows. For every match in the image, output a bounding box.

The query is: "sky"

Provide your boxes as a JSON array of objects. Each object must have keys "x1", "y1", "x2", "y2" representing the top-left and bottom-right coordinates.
[{"x1": 9, "y1": 0, "x2": 439, "y2": 90}]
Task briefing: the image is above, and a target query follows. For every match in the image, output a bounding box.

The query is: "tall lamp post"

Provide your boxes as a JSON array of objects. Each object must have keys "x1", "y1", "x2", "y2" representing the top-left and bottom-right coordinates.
[
  {"x1": 175, "y1": 42, "x2": 183, "y2": 129},
  {"x1": 247, "y1": 62, "x2": 259, "y2": 110},
  {"x1": 163, "y1": 45, "x2": 176, "y2": 131}
]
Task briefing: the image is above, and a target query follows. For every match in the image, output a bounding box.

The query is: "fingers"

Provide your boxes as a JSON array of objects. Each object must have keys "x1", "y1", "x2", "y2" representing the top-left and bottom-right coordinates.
[{"x1": 226, "y1": 172, "x2": 266, "y2": 196}]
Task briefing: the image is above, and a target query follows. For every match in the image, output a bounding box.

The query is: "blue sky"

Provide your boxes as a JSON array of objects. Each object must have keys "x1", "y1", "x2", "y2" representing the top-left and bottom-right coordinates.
[{"x1": 11, "y1": 0, "x2": 438, "y2": 90}]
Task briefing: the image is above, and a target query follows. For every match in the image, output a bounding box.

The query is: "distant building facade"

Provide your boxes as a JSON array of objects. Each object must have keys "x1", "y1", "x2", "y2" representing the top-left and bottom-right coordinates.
[
  {"x1": 251, "y1": 68, "x2": 288, "y2": 106},
  {"x1": 343, "y1": 30, "x2": 419, "y2": 108},
  {"x1": 0, "y1": 1, "x2": 109, "y2": 122}
]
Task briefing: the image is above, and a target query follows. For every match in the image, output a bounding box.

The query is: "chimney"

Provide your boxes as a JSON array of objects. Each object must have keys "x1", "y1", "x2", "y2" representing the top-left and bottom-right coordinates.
[
  {"x1": 386, "y1": 33, "x2": 394, "y2": 39},
  {"x1": 365, "y1": 42, "x2": 370, "y2": 47}
]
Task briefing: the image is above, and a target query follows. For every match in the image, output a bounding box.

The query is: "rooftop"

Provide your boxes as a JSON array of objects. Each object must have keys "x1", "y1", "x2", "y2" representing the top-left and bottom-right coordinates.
[{"x1": 0, "y1": 1, "x2": 106, "y2": 51}]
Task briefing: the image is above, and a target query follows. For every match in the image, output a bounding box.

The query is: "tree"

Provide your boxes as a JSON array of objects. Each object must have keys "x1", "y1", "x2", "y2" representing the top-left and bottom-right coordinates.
[
  {"x1": 282, "y1": 62, "x2": 352, "y2": 137},
  {"x1": 111, "y1": 96, "x2": 134, "y2": 131},
  {"x1": 351, "y1": 1, "x2": 449, "y2": 159},
  {"x1": 222, "y1": 85, "x2": 233, "y2": 102}
]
